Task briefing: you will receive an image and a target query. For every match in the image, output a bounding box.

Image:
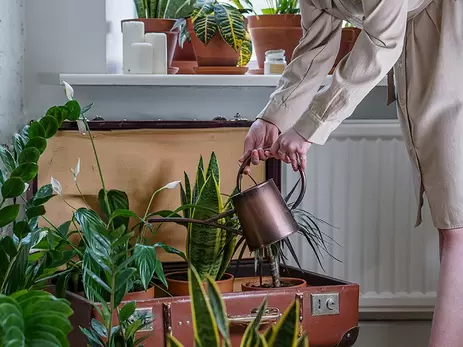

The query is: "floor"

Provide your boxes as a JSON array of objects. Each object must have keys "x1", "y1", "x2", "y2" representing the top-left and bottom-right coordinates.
[{"x1": 354, "y1": 321, "x2": 431, "y2": 346}]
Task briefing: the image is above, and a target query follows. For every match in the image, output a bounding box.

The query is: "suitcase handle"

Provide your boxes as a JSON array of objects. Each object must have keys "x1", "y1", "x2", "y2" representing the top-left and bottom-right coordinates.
[{"x1": 228, "y1": 307, "x2": 281, "y2": 326}]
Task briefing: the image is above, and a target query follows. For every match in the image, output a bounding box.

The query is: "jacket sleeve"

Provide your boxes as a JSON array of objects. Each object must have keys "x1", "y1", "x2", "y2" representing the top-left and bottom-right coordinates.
[
  {"x1": 256, "y1": 1, "x2": 343, "y2": 133},
  {"x1": 292, "y1": 0, "x2": 408, "y2": 145}
]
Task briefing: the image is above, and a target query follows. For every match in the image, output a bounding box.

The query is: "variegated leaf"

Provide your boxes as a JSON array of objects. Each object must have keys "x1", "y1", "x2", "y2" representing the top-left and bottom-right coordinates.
[
  {"x1": 193, "y1": 14, "x2": 218, "y2": 45},
  {"x1": 237, "y1": 33, "x2": 252, "y2": 67},
  {"x1": 214, "y1": 3, "x2": 246, "y2": 51}
]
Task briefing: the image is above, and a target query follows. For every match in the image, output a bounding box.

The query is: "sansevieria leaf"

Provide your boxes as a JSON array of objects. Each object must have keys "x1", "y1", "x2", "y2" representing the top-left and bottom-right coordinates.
[
  {"x1": 238, "y1": 34, "x2": 253, "y2": 67},
  {"x1": 214, "y1": 3, "x2": 246, "y2": 51},
  {"x1": 188, "y1": 266, "x2": 220, "y2": 347},
  {"x1": 267, "y1": 300, "x2": 300, "y2": 347},
  {"x1": 193, "y1": 14, "x2": 218, "y2": 45},
  {"x1": 205, "y1": 276, "x2": 230, "y2": 344}
]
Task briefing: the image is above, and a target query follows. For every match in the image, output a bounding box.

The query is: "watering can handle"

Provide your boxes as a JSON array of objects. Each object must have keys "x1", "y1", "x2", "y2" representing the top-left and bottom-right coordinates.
[{"x1": 237, "y1": 154, "x2": 307, "y2": 210}]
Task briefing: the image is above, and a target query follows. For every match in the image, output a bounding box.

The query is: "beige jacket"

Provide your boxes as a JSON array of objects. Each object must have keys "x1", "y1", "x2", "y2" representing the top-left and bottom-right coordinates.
[{"x1": 257, "y1": 0, "x2": 420, "y2": 145}]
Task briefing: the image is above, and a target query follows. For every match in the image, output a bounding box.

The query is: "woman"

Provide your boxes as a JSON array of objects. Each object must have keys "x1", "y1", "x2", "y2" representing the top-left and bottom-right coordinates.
[{"x1": 240, "y1": 0, "x2": 462, "y2": 346}]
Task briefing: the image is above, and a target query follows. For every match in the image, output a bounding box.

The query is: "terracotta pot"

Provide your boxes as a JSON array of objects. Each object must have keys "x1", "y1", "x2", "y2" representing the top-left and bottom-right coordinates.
[
  {"x1": 165, "y1": 271, "x2": 235, "y2": 296},
  {"x1": 121, "y1": 18, "x2": 179, "y2": 68},
  {"x1": 78, "y1": 286, "x2": 155, "y2": 301},
  {"x1": 172, "y1": 40, "x2": 198, "y2": 74},
  {"x1": 241, "y1": 277, "x2": 307, "y2": 291},
  {"x1": 247, "y1": 14, "x2": 303, "y2": 70},
  {"x1": 187, "y1": 19, "x2": 241, "y2": 67},
  {"x1": 330, "y1": 27, "x2": 361, "y2": 73}
]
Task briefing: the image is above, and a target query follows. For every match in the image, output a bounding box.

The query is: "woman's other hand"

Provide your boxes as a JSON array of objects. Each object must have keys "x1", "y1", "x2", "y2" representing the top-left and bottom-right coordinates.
[
  {"x1": 267, "y1": 128, "x2": 311, "y2": 172},
  {"x1": 239, "y1": 119, "x2": 279, "y2": 174}
]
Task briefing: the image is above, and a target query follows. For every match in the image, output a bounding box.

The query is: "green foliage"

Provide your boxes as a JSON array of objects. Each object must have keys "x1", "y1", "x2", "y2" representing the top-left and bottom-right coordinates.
[
  {"x1": 261, "y1": 0, "x2": 299, "y2": 14},
  {"x1": 179, "y1": 152, "x2": 238, "y2": 281},
  {"x1": 134, "y1": 0, "x2": 195, "y2": 19},
  {"x1": 185, "y1": 0, "x2": 251, "y2": 63},
  {"x1": 0, "y1": 290, "x2": 73, "y2": 347},
  {"x1": 167, "y1": 265, "x2": 309, "y2": 347}
]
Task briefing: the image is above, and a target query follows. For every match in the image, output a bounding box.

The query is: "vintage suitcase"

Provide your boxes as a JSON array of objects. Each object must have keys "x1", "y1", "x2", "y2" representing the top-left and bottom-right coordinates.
[{"x1": 37, "y1": 120, "x2": 360, "y2": 347}]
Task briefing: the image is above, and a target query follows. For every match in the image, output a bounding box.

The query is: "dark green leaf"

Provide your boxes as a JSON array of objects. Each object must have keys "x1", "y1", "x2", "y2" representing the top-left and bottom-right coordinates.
[
  {"x1": 25, "y1": 137, "x2": 47, "y2": 154},
  {"x1": 133, "y1": 244, "x2": 157, "y2": 291},
  {"x1": 0, "y1": 204, "x2": 20, "y2": 228},
  {"x1": 241, "y1": 298, "x2": 267, "y2": 347},
  {"x1": 39, "y1": 115, "x2": 59, "y2": 139},
  {"x1": 13, "y1": 221, "x2": 31, "y2": 239},
  {"x1": 115, "y1": 268, "x2": 137, "y2": 306},
  {"x1": 13, "y1": 134, "x2": 25, "y2": 159},
  {"x1": 1, "y1": 178, "x2": 25, "y2": 199},
  {"x1": 154, "y1": 242, "x2": 187, "y2": 261},
  {"x1": 0, "y1": 146, "x2": 16, "y2": 173},
  {"x1": 18, "y1": 147, "x2": 41, "y2": 165},
  {"x1": 10, "y1": 162, "x2": 38, "y2": 182},
  {"x1": 267, "y1": 300, "x2": 299, "y2": 347},
  {"x1": 80, "y1": 327, "x2": 104, "y2": 346},
  {"x1": 205, "y1": 276, "x2": 230, "y2": 343},
  {"x1": 99, "y1": 189, "x2": 130, "y2": 229},
  {"x1": 188, "y1": 265, "x2": 220, "y2": 346},
  {"x1": 29, "y1": 121, "x2": 46, "y2": 138},
  {"x1": 29, "y1": 184, "x2": 55, "y2": 206},
  {"x1": 57, "y1": 221, "x2": 71, "y2": 237},
  {"x1": 65, "y1": 100, "x2": 81, "y2": 121},
  {"x1": 74, "y1": 208, "x2": 106, "y2": 240},
  {"x1": 1, "y1": 236, "x2": 17, "y2": 258},
  {"x1": 26, "y1": 205, "x2": 46, "y2": 219},
  {"x1": 193, "y1": 14, "x2": 218, "y2": 45},
  {"x1": 0, "y1": 169, "x2": 5, "y2": 185},
  {"x1": 91, "y1": 318, "x2": 107, "y2": 338},
  {"x1": 119, "y1": 301, "x2": 136, "y2": 322},
  {"x1": 214, "y1": 3, "x2": 245, "y2": 51},
  {"x1": 81, "y1": 103, "x2": 94, "y2": 115}
]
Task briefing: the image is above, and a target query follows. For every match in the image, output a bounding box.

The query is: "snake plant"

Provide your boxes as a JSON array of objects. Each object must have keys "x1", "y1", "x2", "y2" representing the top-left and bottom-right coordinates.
[
  {"x1": 133, "y1": 0, "x2": 196, "y2": 19},
  {"x1": 178, "y1": 152, "x2": 239, "y2": 281},
  {"x1": 168, "y1": 265, "x2": 309, "y2": 347}
]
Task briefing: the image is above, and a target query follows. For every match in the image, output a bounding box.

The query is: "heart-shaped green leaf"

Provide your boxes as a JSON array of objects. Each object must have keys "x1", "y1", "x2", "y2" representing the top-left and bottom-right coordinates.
[
  {"x1": 39, "y1": 116, "x2": 59, "y2": 139},
  {"x1": 25, "y1": 137, "x2": 47, "y2": 154},
  {"x1": 0, "y1": 204, "x2": 20, "y2": 228},
  {"x1": 18, "y1": 147, "x2": 41, "y2": 165},
  {"x1": 10, "y1": 163, "x2": 38, "y2": 182},
  {"x1": 29, "y1": 121, "x2": 46, "y2": 138},
  {"x1": 1, "y1": 178, "x2": 25, "y2": 199},
  {"x1": 65, "y1": 100, "x2": 81, "y2": 121}
]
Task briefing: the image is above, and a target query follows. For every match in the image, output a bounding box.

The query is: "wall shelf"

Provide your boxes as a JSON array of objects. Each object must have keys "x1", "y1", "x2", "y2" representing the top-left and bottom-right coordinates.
[{"x1": 59, "y1": 74, "x2": 388, "y2": 87}]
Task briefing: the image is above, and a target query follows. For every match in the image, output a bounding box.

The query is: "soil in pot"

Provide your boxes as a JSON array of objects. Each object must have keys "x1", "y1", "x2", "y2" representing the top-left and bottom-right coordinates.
[
  {"x1": 241, "y1": 277, "x2": 306, "y2": 291},
  {"x1": 121, "y1": 18, "x2": 179, "y2": 68},
  {"x1": 165, "y1": 271, "x2": 235, "y2": 296},
  {"x1": 187, "y1": 19, "x2": 241, "y2": 67},
  {"x1": 247, "y1": 14, "x2": 303, "y2": 70}
]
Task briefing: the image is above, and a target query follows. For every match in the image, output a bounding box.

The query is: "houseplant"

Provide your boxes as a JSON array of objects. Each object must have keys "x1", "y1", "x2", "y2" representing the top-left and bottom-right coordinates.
[
  {"x1": 122, "y1": 0, "x2": 197, "y2": 70},
  {"x1": 242, "y1": 0, "x2": 302, "y2": 73},
  {"x1": 174, "y1": 0, "x2": 252, "y2": 72},
  {"x1": 167, "y1": 265, "x2": 309, "y2": 347}
]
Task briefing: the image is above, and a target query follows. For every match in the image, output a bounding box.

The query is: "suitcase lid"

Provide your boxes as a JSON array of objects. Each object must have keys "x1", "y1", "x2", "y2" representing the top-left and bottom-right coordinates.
[{"x1": 35, "y1": 120, "x2": 280, "y2": 262}]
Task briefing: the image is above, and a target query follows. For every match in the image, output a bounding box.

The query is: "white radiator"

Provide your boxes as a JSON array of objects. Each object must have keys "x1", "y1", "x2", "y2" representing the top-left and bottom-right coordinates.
[{"x1": 282, "y1": 120, "x2": 439, "y2": 313}]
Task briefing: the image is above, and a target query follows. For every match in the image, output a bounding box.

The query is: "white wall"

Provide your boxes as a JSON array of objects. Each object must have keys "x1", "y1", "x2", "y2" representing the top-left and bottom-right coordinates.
[{"x1": 0, "y1": 0, "x2": 26, "y2": 144}]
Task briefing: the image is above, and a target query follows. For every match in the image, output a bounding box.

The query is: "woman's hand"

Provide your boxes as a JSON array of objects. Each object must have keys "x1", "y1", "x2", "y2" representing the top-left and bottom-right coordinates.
[
  {"x1": 266, "y1": 128, "x2": 311, "y2": 171},
  {"x1": 239, "y1": 119, "x2": 279, "y2": 174}
]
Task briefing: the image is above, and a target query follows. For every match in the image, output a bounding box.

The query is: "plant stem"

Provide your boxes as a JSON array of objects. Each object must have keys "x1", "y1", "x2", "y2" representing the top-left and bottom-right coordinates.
[
  {"x1": 265, "y1": 245, "x2": 280, "y2": 288},
  {"x1": 74, "y1": 180, "x2": 90, "y2": 208},
  {"x1": 107, "y1": 260, "x2": 116, "y2": 345},
  {"x1": 82, "y1": 118, "x2": 112, "y2": 220}
]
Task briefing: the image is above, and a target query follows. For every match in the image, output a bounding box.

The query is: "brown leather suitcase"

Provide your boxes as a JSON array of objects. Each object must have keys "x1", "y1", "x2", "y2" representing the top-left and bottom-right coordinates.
[{"x1": 38, "y1": 120, "x2": 359, "y2": 347}]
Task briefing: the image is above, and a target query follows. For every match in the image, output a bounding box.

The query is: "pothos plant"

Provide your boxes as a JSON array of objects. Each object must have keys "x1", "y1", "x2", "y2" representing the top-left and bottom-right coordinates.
[
  {"x1": 168, "y1": 265, "x2": 309, "y2": 347},
  {"x1": 174, "y1": 0, "x2": 253, "y2": 67}
]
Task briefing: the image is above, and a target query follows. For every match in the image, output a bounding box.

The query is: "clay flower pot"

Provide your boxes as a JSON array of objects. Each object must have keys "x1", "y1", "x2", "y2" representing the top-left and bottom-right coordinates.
[
  {"x1": 165, "y1": 271, "x2": 235, "y2": 296},
  {"x1": 78, "y1": 286, "x2": 155, "y2": 301},
  {"x1": 241, "y1": 277, "x2": 307, "y2": 291},
  {"x1": 172, "y1": 40, "x2": 198, "y2": 74},
  {"x1": 330, "y1": 27, "x2": 361, "y2": 74},
  {"x1": 247, "y1": 14, "x2": 303, "y2": 70},
  {"x1": 121, "y1": 18, "x2": 179, "y2": 68},
  {"x1": 187, "y1": 19, "x2": 241, "y2": 67}
]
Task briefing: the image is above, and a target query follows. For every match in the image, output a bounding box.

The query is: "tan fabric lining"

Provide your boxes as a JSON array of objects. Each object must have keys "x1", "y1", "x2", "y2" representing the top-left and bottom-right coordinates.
[{"x1": 37, "y1": 128, "x2": 265, "y2": 262}]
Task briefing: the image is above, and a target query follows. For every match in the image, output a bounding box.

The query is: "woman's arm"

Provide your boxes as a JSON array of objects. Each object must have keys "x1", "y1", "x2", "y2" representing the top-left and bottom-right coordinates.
[
  {"x1": 293, "y1": 0, "x2": 408, "y2": 145},
  {"x1": 256, "y1": 1, "x2": 343, "y2": 133}
]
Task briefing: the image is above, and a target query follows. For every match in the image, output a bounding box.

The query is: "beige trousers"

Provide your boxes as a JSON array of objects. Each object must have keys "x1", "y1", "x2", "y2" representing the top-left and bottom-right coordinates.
[{"x1": 396, "y1": 0, "x2": 463, "y2": 229}]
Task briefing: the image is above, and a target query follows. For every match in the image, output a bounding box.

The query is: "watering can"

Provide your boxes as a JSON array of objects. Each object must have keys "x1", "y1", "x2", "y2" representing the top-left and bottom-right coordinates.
[{"x1": 148, "y1": 155, "x2": 306, "y2": 250}]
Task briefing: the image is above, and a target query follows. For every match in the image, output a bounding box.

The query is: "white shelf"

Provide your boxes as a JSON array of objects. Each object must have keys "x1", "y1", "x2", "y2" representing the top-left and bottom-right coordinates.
[{"x1": 59, "y1": 73, "x2": 388, "y2": 87}]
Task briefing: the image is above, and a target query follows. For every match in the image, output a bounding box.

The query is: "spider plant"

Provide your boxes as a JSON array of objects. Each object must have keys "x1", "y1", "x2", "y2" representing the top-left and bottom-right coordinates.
[{"x1": 167, "y1": 265, "x2": 309, "y2": 347}]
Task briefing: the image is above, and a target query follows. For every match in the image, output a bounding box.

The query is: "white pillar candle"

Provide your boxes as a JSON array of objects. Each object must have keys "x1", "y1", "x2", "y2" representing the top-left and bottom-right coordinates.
[
  {"x1": 130, "y1": 43, "x2": 153, "y2": 74},
  {"x1": 122, "y1": 21, "x2": 145, "y2": 74},
  {"x1": 144, "y1": 33, "x2": 168, "y2": 74}
]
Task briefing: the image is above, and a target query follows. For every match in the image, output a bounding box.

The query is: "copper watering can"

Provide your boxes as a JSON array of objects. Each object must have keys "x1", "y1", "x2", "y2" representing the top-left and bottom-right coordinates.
[{"x1": 148, "y1": 155, "x2": 306, "y2": 251}]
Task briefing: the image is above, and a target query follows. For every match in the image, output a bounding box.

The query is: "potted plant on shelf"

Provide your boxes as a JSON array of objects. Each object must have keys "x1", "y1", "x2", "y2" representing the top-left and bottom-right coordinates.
[
  {"x1": 237, "y1": 0, "x2": 302, "y2": 74},
  {"x1": 168, "y1": 265, "x2": 309, "y2": 347},
  {"x1": 122, "y1": 0, "x2": 197, "y2": 71},
  {"x1": 174, "y1": 0, "x2": 252, "y2": 74}
]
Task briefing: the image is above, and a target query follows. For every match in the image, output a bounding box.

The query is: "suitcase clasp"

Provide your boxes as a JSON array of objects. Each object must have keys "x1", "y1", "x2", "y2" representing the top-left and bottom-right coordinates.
[{"x1": 228, "y1": 307, "x2": 281, "y2": 326}]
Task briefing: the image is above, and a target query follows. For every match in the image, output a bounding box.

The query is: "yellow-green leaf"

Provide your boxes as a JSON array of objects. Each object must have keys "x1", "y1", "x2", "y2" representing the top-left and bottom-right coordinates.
[
  {"x1": 237, "y1": 34, "x2": 252, "y2": 67},
  {"x1": 267, "y1": 300, "x2": 300, "y2": 347},
  {"x1": 193, "y1": 14, "x2": 218, "y2": 45},
  {"x1": 214, "y1": 3, "x2": 245, "y2": 51}
]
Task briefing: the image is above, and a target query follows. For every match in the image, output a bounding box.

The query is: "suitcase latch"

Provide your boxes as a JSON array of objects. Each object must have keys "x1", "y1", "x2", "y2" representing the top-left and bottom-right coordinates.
[
  {"x1": 311, "y1": 293, "x2": 340, "y2": 316},
  {"x1": 228, "y1": 307, "x2": 281, "y2": 326}
]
